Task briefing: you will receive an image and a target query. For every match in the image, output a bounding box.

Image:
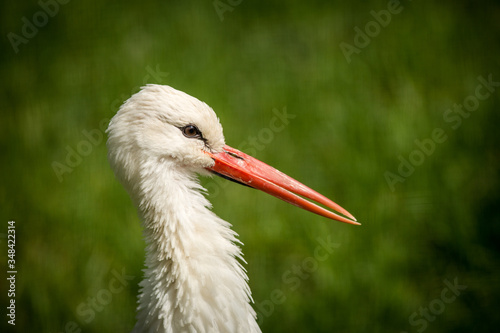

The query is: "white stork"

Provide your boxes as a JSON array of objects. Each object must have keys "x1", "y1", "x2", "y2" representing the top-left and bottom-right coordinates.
[{"x1": 106, "y1": 85, "x2": 358, "y2": 333}]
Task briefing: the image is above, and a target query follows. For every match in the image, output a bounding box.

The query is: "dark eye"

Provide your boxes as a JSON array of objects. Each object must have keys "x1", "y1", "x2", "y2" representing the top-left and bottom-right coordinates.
[{"x1": 181, "y1": 125, "x2": 202, "y2": 139}]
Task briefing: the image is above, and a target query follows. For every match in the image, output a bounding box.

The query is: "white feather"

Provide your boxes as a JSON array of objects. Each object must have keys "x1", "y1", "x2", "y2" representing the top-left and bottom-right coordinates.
[{"x1": 107, "y1": 85, "x2": 261, "y2": 333}]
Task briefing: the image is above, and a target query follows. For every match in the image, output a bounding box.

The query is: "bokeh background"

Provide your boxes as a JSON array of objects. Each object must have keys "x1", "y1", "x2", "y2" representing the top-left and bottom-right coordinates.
[{"x1": 1, "y1": 0, "x2": 499, "y2": 332}]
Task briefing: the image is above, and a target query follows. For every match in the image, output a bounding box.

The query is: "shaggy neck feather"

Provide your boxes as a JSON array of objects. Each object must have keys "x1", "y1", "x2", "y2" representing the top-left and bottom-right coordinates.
[{"x1": 131, "y1": 158, "x2": 260, "y2": 333}]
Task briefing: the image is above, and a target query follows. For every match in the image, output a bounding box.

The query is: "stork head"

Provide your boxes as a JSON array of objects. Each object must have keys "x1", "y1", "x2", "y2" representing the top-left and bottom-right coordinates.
[
  {"x1": 107, "y1": 85, "x2": 224, "y2": 179},
  {"x1": 107, "y1": 84, "x2": 358, "y2": 225}
]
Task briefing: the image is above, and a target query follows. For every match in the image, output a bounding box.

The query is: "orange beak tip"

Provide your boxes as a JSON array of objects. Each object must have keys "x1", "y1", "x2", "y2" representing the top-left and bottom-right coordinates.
[{"x1": 339, "y1": 216, "x2": 361, "y2": 226}]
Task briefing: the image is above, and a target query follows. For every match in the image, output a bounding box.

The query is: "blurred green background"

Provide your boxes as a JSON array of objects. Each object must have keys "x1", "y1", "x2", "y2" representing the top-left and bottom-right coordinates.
[{"x1": 1, "y1": 0, "x2": 499, "y2": 332}]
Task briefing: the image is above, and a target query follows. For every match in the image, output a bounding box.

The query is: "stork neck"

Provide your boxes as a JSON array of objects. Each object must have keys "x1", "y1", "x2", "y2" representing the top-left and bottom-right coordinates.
[
  {"x1": 132, "y1": 159, "x2": 260, "y2": 333},
  {"x1": 137, "y1": 160, "x2": 223, "y2": 273},
  {"x1": 138, "y1": 161, "x2": 209, "y2": 241}
]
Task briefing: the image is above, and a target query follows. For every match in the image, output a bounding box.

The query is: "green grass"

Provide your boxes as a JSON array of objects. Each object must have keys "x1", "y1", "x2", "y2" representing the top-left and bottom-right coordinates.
[{"x1": 1, "y1": 0, "x2": 499, "y2": 332}]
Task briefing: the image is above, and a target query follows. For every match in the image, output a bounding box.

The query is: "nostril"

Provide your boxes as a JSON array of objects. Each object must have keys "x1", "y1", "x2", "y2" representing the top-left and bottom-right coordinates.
[{"x1": 225, "y1": 151, "x2": 245, "y2": 160}]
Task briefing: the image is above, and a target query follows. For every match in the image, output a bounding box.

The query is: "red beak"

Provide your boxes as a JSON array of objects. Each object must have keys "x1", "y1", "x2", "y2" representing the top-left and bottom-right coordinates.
[{"x1": 205, "y1": 145, "x2": 359, "y2": 225}]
